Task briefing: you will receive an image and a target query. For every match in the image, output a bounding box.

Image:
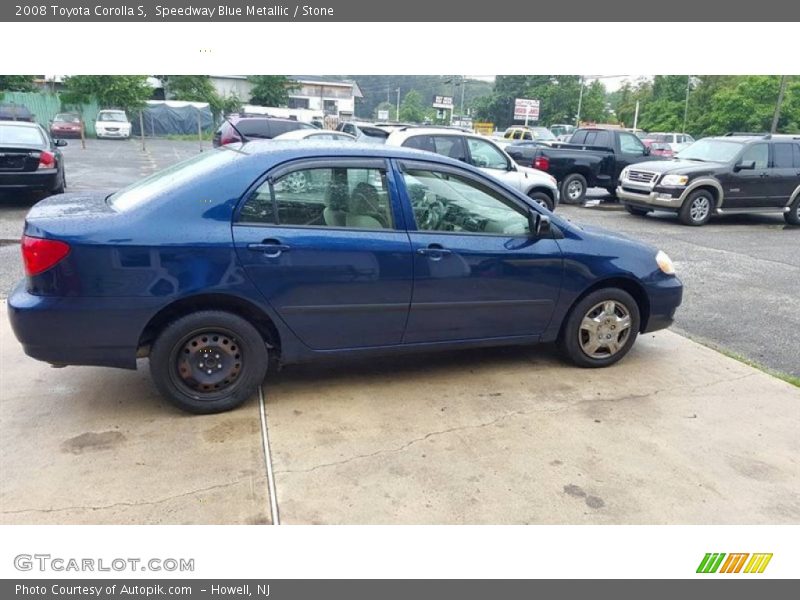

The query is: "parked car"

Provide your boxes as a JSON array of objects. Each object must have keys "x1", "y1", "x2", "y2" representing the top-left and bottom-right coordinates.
[
  {"x1": 642, "y1": 132, "x2": 695, "y2": 153},
  {"x1": 213, "y1": 116, "x2": 314, "y2": 147},
  {"x1": 272, "y1": 129, "x2": 356, "y2": 142},
  {"x1": 0, "y1": 104, "x2": 35, "y2": 122},
  {"x1": 550, "y1": 124, "x2": 576, "y2": 139},
  {"x1": 0, "y1": 120, "x2": 67, "y2": 196},
  {"x1": 503, "y1": 126, "x2": 557, "y2": 144},
  {"x1": 524, "y1": 128, "x2": 665, "y2": 203},
  {"x1": 95, "y1": 110, "x2": 131, "y2": 139},
  {"x1": 386, "y1": 127, "x2": 560, "y2": 210},
  {"x1": 335, "y1": 121, "x2": 390, "y2": 144},
  {"x1": 648, "y1": 142, "x2": 675, "y2": 158},
  {"x1": 618, "y1": 134, "x2": 800, "y2": 226},
  {"x1": 8, "y1": 142, "x2": 682, "y2": 413},
  {"x1": 49, "y1": 112, "x2": 83, "y2": 139}
]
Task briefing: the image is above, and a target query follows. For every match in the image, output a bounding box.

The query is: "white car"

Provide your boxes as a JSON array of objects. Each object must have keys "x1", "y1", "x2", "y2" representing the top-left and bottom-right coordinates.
[
  {"x1": 272, "y1": 129, "x2": 356, "y2": 142},
  {"x1": 95, "y1": 110, "x2": 131, "y2": 139},
  {"x1": 643, "y1": 132, "x2": 695, "y2": 153},
  {"x1": 385, "y1": 127, "x2": 560, "y2": 210}
]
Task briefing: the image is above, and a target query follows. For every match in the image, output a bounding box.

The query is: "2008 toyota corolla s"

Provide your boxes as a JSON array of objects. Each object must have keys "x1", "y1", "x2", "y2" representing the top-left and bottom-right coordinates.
[{"x1": 8, "y1": 142, "x2": 683, "y2": 414}]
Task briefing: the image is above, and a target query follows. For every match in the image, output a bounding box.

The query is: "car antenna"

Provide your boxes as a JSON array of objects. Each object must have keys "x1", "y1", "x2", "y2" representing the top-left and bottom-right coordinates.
[{"x1": 225, "y1": 115, "x2": 250, "y2": 144}]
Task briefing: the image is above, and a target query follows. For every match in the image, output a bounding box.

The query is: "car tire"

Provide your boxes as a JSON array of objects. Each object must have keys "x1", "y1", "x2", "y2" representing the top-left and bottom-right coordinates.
[
  {"x1": 785, "y1": 195, "x2": 800, "y2": 226},
  {"x1": 528, "y1": 191, "x2": 554, "y2": 212},
  {"x1": 624, "y1": 204, "x2": 651, "y2": 217},
  {"x1": 149, "y1": 310, "x2": 268, "y2": 414},
  {"x1": 53, "y1": 172, "x2": 66, "y2": 195},
  {"x1": 561, "y1": 173, "x2": 587, "y2": 204},
  {"x1": 678, "y1": 189, "x2": 714, "y2": 226},
  {"x1": 560, "y1": 288, "x2": 641, "y2": 368}
]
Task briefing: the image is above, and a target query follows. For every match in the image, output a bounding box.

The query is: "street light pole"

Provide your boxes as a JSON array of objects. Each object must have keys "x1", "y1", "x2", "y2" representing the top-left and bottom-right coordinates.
[
  {"x1": 771, "y1": 75, "x2": 788, "y2": 134},
  {"x1": 682, "y1": 75, "x2": 691, "y2": 134},
  {"x1": 460, "y1": 76, "x2": 465, "y2": 120},
  {"x1": 395, "y1": 87, "x2": 400, "y2": 121},
  {"x1": 575, "y1": 76, "x2": 585, "y2": 127}
]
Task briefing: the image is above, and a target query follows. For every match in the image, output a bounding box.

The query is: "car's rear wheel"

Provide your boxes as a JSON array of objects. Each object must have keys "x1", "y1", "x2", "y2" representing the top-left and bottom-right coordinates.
[
  {"x1": 560, "y1": 288, "x2": 640, "y2": 368},
  {"x1": 785, "y1": 195, "x2": 800, "y2": 226},
  {"x1": 679, "y1": 189, "x2": 714, "y2": 226},
  {"x1": 149, "y1": 310, "x2": 268, "y2": 414},
  {"x1": 624, "y1": 204, "x2": 651, "y2": 217},
  {"x1": 528, "y1": 191, "x2": 554, "y2": 212},
  {"x1": 561, "y1": 173, "x2": 587, "y2": 204}
]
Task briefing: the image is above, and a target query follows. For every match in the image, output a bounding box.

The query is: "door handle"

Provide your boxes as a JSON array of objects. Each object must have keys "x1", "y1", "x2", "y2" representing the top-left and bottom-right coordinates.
[
  {"x1": 416, "y1": 244, "x2": 452, "y2": 259},
  {"x1": 247, "y1": 240, "x2": 291, "y2": 257}
]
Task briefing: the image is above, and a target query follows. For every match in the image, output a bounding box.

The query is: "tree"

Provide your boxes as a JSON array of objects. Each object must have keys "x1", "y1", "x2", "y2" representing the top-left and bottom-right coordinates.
[
  {"x1": 248, "y1": 76, "x2": 296, "y2": 107},
  {"x1": 162, "y1": 75, "x2": 240, "y2": 119},
  {"x1": 399, "y1": 90, "x2": 426, "y2": 122},
  {"x1": 0, "y1": 75, "x2": 36, "y2": 94},
  {"x1": 61, "y1": 75, "x2": 152, "y2": 111},
  {"x1": 580, "y1": 80, "x2": 610, "y2": 124}
]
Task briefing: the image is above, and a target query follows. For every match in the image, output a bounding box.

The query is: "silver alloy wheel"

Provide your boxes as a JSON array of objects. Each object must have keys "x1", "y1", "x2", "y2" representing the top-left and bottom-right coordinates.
[
  {"x1": 283, "y1": 171, "x2": 307, "y2": 193},
  {"x1": 690, "y1": 195, "x2": 711, "y2": 222},
  {"x1": 533, "y1": 198, "x2": 549, "y2": 210},
  {"x1": 578, "y1": 300, "x2": 633, "y2": 359},
  {"x1": 567, "y1": 180, "x2": 584, "y2": 201}
]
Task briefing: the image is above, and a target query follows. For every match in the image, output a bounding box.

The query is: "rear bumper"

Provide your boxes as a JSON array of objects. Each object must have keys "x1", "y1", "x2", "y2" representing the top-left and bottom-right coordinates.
[
  {"x1": 643, "y1": 275, "x2": 683, "y2": 333},
  {"x1": 7, "y1": 281, "x2": 163, "y2": 369},
  {"x1": 0, "y1": 169, "x2": 59, "y2": 192}
]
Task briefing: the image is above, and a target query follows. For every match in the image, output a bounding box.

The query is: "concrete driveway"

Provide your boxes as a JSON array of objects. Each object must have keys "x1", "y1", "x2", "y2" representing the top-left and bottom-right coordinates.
[{"x1": 2, "y1": 302, "x2": 798, "y2": 525}]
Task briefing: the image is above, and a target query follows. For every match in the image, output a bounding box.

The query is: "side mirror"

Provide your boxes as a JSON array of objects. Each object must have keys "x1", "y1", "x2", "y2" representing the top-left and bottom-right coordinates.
[
  {"x1": 643, "y1": 146, "x2": 651, "y2": 156},
  {"x1": 528, "y1": 211, "x2": 551, "y2": 237},
  {"x1": 54, "y1": 139, "x2": 68, "y2": 147},
  {"x1": 734, "y1": 160, "x2": 756, "y2": 172}
]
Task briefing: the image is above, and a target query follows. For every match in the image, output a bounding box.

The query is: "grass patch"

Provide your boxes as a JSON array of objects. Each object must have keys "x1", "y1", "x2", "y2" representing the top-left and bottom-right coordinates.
[{"x1": 716, "y1": 347, "x2": 800, "y2": 388}]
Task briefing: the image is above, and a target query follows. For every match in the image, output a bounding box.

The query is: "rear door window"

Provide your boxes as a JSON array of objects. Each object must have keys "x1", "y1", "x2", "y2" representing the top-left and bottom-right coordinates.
[
  {"x1": 773, "y1": 143, "x2": 794, "y2": 168},
  {"x1": 432, "y1": 136, "x2": 468, "y2": 162},
  {"x1": 794, "y1": 143, "x2": 800, "y2": 168},
  {"x1": 403, "y1": 135, "x2": 436, "y2": 153}
]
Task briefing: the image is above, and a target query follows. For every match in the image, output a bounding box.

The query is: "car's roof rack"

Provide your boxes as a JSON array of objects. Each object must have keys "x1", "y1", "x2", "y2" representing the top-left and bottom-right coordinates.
[{"x1": 724, "y1": 132, "x2": 771, "y2": 138}]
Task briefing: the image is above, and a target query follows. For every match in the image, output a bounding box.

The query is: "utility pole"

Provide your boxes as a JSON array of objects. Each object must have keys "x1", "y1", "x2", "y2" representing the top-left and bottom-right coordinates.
[
  {"x1": 396, "y1": 87, "x2": 400, "y2": 121},
  {"x1": 682, "y1": 75, "x2": 691, "y2": 134},
  {"x1": 633, "y1": 100, "x2": 640, "y2": 130},
  {"x1": 771, "y1": 75, "x2": 789, "y2": 134},
  {"x1": 460, "y1": 76, "x2": 465, "y2": 121},
  {"x1": 575, "y1": 76, "x2": 585, "y2": 127}
]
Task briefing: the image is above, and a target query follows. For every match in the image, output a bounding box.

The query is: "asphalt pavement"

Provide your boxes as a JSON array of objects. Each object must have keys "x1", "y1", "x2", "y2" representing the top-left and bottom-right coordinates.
[{"x1": 0, "y1": 139, "x2": 797, "y2": 379}]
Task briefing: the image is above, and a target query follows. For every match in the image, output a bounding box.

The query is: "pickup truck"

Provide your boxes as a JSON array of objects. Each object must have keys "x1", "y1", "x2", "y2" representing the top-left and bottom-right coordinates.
[{"x1": 505, "y1": 128, "x2": 666, "y2": 203}]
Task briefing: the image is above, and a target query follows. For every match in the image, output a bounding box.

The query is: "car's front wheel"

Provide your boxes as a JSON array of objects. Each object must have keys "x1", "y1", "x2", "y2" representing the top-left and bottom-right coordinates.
[
  {"x1": 528, "y1": 191, "x2": 554, "y2": 212},
  {"x1": 149, "y1": 310, "x2": 268, "y2": 414},
  {"x1": 679, "y1": 189, "x2": 714, "y2": 226},
  {"x1": 561, "y1": 288, "x2": 641, "y2": 368}
]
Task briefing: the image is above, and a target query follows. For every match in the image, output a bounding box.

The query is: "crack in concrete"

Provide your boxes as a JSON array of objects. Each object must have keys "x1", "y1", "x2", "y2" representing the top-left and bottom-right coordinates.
[
  {"x1": 275, "y1": 373, "x2": 756, "y2": 476},
  {"x1": 0, "y1": 480, "x2": 246, "y2": 516}
]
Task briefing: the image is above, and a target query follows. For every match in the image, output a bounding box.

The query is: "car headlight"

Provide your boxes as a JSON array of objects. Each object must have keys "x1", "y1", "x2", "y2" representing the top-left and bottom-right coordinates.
[
  {"x1": 656, "y1": 250, "x2": 675, "y2": 275},
  {"x1": 661, "y1": 174, "x2": 689, "y2": 187}
]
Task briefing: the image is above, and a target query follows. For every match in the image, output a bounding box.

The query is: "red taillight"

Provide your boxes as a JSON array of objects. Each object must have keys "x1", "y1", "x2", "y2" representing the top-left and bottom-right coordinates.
[
  {"x1": 533, "y1": 155, "x2": 550, "y2": 171},
  {"x1": 220, "y1": 132, "x2": 240, "y2": 145},
  {"x1": 21, "y1": 235, "x2": 70, "y2": 276},
  {"x1": 38, "y1": 150, "x2": 56, "y2": 170}
]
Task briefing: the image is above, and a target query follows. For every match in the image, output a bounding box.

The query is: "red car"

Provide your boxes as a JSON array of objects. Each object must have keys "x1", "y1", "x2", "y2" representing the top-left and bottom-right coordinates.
[
  {"x1": 49, "y1": 112, "x2": 83, "y2": 139},
  {"x1": 649, "y1": 142, "x2": 675, "y2": 158}
]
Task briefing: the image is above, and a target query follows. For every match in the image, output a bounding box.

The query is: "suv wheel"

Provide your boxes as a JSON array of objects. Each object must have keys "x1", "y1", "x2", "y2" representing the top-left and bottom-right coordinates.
[
  {"x1": 149, "y1": 310, "x2": 268, "y2": 414},
  {"x1": 528, "y1": 191, "x2": 554, "y2": 212},
  {"x1": 679, "y1": 189, "x2": 714, "y2": 226},
  {"x1": 785, "y1": 195, "x2": 800, "y2": 226},
  {"x1": 561, "y1": 173, "x2": 587, "y2": 204},
  {"x1": 560, "y1": 288, "x2": 641, "y2": 368}
]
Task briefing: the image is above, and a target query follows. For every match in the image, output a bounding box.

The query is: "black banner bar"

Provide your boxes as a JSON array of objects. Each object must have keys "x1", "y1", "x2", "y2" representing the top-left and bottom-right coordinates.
[{"x1": 2, "y1": 0, "x2": 800, "y2": 22}]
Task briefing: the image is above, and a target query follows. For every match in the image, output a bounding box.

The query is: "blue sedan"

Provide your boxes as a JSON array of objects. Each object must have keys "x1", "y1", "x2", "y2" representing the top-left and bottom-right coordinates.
[{"x1": 8, "y1": 142, "x2": 683, "y2": 413}]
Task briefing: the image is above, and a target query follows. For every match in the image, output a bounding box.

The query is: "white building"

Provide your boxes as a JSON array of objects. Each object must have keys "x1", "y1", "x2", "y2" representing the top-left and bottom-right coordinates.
[{"x1": 286, "y1": 77, "x2": 363, "y2": 120}]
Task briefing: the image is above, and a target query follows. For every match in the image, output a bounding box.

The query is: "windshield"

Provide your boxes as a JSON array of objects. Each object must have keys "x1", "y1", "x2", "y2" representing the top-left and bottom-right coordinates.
[
  {"x1": 98, "y1": 111, "x2": 127, "y2": 122},
  {"x1": 54, "y1": 113, "x2": 80, "y2": 123},
  {"x1": 0, "y1": 124, "x2": 45, "y2": 146},
  {"x1": 677, "y1": 139, "x2": 744, "y2": 163},
  {"x1": 108, "y1": 148, "x2": 242, "y2": 211},
  {"x1": 532, "y1": 127, "x2": 555, "y2": 140}
]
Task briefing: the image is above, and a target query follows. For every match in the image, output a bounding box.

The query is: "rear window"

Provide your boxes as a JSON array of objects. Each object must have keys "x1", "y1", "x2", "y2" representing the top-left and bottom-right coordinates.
[
  {"x1": 269, "y1": 120, "x2": 312, "y2": 137},
  {"x1": 0, "y1": 124, "x2": 46, "y2": 146},
  {"x1": 236, "y1": 119, "x2": 272, "y2": 138},
  {"x1": 108, "y1": 149, "x2": 242, "y2": 212}
]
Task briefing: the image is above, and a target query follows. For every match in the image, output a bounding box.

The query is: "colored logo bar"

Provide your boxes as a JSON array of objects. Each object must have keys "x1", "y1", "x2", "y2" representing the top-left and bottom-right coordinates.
[{"x1": 697, "y1": 553, "x2": 773, "y2": 574}]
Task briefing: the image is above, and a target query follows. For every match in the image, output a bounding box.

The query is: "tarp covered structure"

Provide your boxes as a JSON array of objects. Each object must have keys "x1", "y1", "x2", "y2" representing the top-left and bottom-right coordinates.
[{"x1": 131, "y1": 100, "x2": 214, "y2": 136}]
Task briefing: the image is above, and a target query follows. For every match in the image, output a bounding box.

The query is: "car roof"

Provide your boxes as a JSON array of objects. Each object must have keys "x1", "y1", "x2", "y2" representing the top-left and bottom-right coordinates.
[
  {"x1": 231, "y1": 139, "x2": 479, "y2": 167},
  {"x1": 385, "y1": 127, "x2": 487, "y2": 144},
  {"x1": 274, "y1": 129, "x2": 355, "y2": 140},
  {"x1": 0, "y1": 120, "x2": 41, "y2": 128}
]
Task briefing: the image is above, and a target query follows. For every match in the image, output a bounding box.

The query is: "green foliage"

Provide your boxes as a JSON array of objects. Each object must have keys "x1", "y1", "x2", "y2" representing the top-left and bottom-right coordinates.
[
  {"x1": 247, "y1": 76, "x2": 296, "y2": 107},
  {"x1": 164, "y1": 75, "x2": 241, "y2": 118},
  {"x1": 399, "y1": 90, "x2": 426, "y2": 123},
  {"x1": 0, "y1": 75, "x2": 36, "y2": 95},
  {"x1": 61, "y1": 75, "x2": 152, "y2": 112}
]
